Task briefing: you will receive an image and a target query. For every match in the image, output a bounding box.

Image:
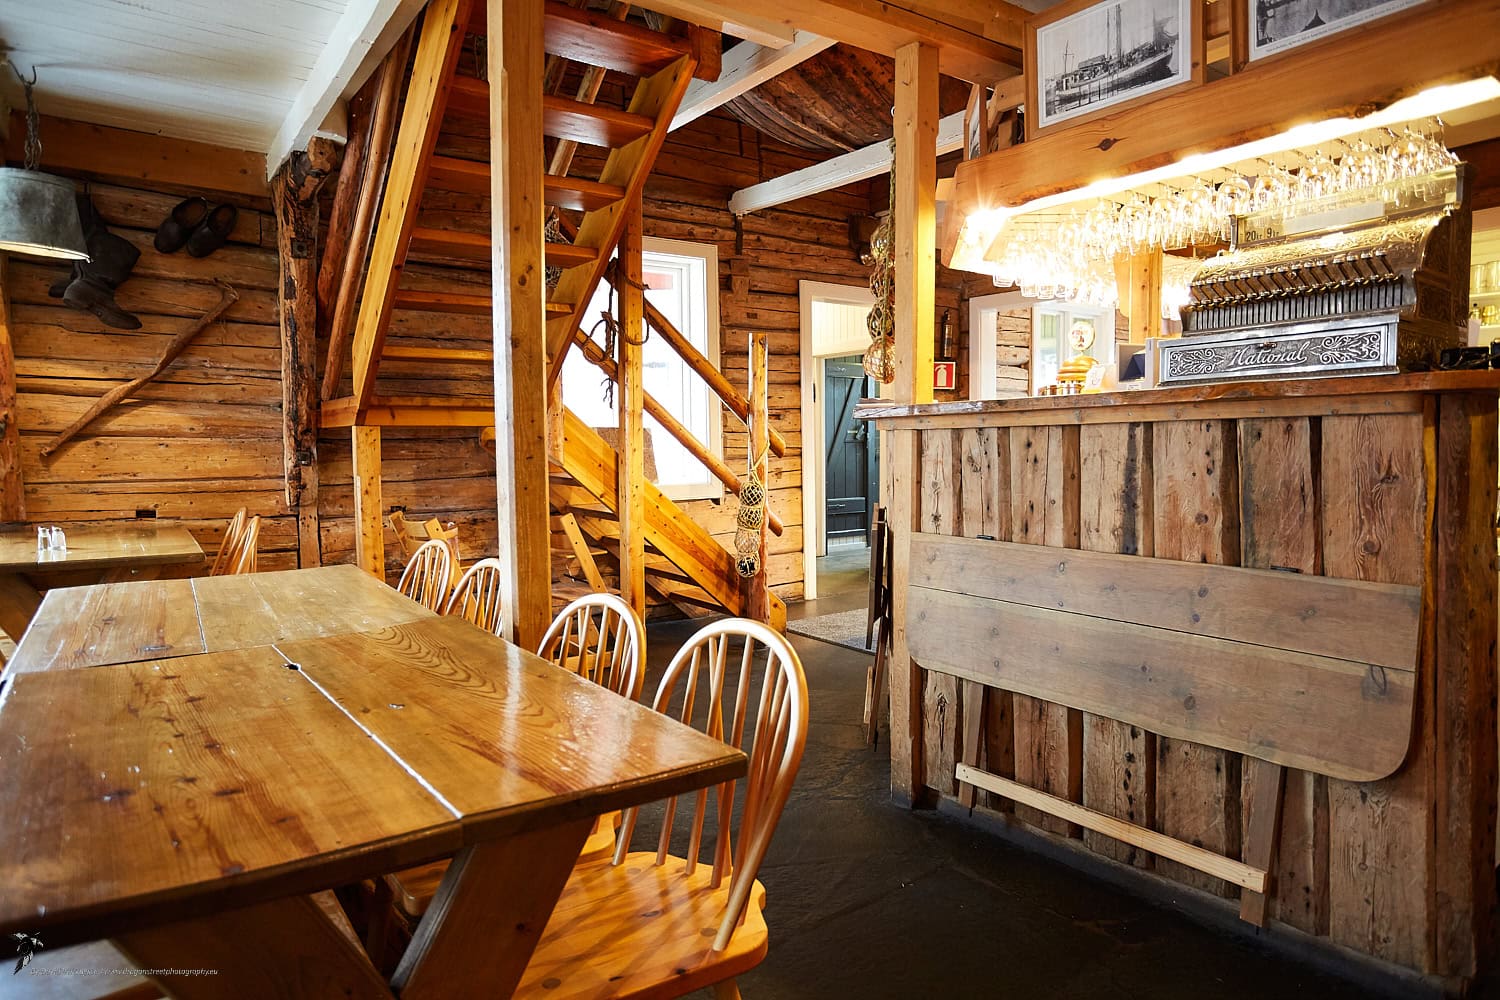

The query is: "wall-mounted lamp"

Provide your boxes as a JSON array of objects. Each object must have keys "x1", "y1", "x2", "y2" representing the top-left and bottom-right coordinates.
[{"x1": 0, "y1": 64, "x2": 87, "y2": 261}]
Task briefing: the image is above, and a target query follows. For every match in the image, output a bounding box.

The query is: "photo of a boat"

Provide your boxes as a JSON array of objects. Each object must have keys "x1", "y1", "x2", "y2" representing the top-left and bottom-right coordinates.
[{"x1": 1045, "y1": 8, "x2": 1179, "y2": 116}]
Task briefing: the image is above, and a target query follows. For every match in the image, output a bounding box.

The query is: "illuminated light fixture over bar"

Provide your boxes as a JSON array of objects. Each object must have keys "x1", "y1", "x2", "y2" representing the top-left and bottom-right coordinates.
[{"x1": 948, "y1": 77, "x2": 1500, "y2": 275}]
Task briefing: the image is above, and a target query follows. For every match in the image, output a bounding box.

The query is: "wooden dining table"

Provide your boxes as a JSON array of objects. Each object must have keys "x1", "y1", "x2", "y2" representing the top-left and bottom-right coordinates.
[
  {"x1": 0, "y1": 568, "x2": 745, "y2": 999},
  {"x1": 0, "y1": 522, "x2": 205, "y2": 641}
]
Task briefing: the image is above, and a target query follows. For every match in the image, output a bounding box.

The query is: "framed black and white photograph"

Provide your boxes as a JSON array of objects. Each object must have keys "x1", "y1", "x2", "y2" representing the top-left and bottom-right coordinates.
[
  {"x1": 1026, "y1": 0, "x2": 1199, "y2": 136},
  {"x1": 1246, "y1": 0, "x2": 1426, "y2": 60}
]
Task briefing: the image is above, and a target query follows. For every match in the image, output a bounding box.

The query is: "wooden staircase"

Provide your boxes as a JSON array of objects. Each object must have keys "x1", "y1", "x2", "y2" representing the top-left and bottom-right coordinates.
[{"x1": 321, "y1": 0, "x2": 784, "y2": 627}]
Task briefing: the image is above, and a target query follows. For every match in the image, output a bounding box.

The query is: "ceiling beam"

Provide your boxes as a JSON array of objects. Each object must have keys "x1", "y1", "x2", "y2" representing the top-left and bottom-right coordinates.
[
  {"x1": 626, "y1": 0, "x2": 801, "y2": 48},
  {"x1": 671, "y1": 32, "x2": 836, "y2": 131},
  {"x1": 729, "y1": 111, "x2": 962, "y2": 215},
  {"x1": 265, "y1": 0, "x2": 426, "y2": 177},
  {"x1": 635, "y1": 0, "x2": 1022, "y2": 81}
]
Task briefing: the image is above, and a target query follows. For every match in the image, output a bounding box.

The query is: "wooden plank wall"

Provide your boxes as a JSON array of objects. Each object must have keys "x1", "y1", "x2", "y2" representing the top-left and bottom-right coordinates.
[
  {"x1": 8, "y1": 179, "x2": 294, "y2": 570},
  {"x1": 905, "y1": 397, "x2": 1497, "y2": 980}
]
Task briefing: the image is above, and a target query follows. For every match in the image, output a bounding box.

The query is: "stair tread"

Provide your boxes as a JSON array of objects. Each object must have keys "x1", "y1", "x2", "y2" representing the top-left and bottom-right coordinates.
[
  {"x1": 446, "y1": 80, "x2": 656, "y2": 149},
  {"x1": 392, "y1": 288, "x2": 573, "y2": 318},
  {"x1": 468, "y1": 2, "x2": 692, "y2": 77},
  {"x1": 427, "y1": 156, "x2": 625, "y2": 212},
  {"x1": 408, "y1": 226, "x2": 596, "y2": 269},
  {"x1": 382, "y1": 345, "x2": 494, "y2": 363},
  {"x1": 543, "y1": 95, "x2": 655, "y2": 148}
]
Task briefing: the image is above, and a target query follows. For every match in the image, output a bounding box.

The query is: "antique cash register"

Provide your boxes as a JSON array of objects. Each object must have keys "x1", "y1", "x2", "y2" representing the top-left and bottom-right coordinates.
[{"x1": 1158, "y1": 164, "x2": 1473, "y2": 384}]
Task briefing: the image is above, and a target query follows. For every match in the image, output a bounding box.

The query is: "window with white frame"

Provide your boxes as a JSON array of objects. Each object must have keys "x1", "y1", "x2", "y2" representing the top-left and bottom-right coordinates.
[
  {"x1": 1031, "y1": 302, "x2": 1115, "y2": 391},
  {"x1": 560, "y1": 238, "x2": 722, "y2": 501}
]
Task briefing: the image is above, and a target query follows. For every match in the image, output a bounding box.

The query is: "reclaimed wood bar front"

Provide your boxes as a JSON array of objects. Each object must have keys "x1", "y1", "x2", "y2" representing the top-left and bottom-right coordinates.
[{"x1": 858, "y1": 371, "x2": 1499, "y2": 987}]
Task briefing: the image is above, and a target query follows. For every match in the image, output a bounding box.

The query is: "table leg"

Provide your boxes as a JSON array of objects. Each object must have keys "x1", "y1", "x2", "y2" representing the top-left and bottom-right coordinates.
[
  {"x1": 0, "y1": 572, "x2": 41, "y2": 641},
  {"x1": 392, "y1": 817, "x2": 594, "y2": 998},
  {"x1": 113, "y1": 891, "x2": 392, "y2": 999}
]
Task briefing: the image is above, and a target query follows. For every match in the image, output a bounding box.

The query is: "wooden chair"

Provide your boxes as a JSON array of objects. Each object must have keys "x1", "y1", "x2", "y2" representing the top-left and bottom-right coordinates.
[
  {"x1": 537, "y1": 592, "x2": 646, "y2": 701},
  {"x1": 208, "y1": 508, "x2": 247, "y2": 576},
  {"x1": 397, "y1": 538, "x2": 452, "y2": 612},
  {"x1": 514, "y1": 618, "x2": 810, "y2": 1000},
  {"x1": 390, "y1": 510, "x2": 462, "y2": 585},
  {"x1": 443, "y1": 557, "x2": 504, "y2": 634},
  {"x1": 383, "y1": 593, "x2": 648, "y2": 925}
]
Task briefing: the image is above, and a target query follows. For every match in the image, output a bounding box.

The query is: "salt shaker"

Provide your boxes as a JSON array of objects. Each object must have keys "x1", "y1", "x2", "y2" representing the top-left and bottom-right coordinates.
[{"x1": 49, "y1": 525, "x2": 66, "y2": 553}]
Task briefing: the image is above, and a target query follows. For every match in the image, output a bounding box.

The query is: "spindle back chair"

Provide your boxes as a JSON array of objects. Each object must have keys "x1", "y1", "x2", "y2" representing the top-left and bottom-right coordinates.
[
  {"x1": 536, "y1": 592, "x2": 645, "y2": 701},
  {"x1": 209, "y1": 508, "x2": 248, "y2": 576},
  {"x1": 397, "y1": 538, "x2": 452, "y2": 612},
  {"x1": 443, "y1": 557, "x2": 504, "y2": 634},
  {"x1": 514, "y1": 619, "x2": 808, "y2": 999}
]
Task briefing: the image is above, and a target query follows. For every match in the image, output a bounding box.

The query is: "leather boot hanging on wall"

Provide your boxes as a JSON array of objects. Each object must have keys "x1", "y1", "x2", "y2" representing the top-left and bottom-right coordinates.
[{"x1": 47, "y1": 195, "x2": 142, "y2": 330}]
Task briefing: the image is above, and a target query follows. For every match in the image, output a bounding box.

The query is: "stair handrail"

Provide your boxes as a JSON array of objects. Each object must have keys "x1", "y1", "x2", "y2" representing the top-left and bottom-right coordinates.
[
  {"x1": 596, "y1": 265, "x2": 787, "y2": 457},
  {"x1": 566, "y1": 326, "x2": 785, "y2": 536}
]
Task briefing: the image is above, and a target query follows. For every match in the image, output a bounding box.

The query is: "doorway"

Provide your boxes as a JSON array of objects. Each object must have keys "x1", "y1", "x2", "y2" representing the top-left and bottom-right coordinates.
[
  {"x1": 823, "y1": 356, "x2": 879, "y2": 545},
  {"x1": 798, "y1": 280, "x2": 878, "y2": 601}
]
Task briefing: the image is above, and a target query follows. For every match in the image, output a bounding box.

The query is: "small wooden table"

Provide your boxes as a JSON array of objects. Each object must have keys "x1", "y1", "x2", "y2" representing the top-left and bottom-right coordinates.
[
  {"x1": 7, "y1": 564, "x2": 433, "y2": 677},
  {"x1": 0, "y1": 572, "x2": 745, "y2": 999},
  {"x1": 0, "y1": 523, "x2": 205, "y2": 640}
]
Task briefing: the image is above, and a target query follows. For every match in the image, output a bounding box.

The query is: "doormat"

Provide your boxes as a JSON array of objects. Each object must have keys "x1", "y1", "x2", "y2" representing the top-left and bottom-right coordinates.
[{"x1": 787, "y1": 608, "x2": 873, "y2": 653}]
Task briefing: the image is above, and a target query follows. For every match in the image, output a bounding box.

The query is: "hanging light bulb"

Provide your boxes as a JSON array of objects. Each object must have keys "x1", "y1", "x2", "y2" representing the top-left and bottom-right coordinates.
[{"x1": 0, "y1": 64, "x2": 88, "y2": 261}]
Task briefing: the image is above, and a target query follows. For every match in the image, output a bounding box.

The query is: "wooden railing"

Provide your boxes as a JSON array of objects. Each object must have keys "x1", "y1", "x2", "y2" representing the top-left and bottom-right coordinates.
[{"x1": 565, "y1": 266, "x2": 786, "y2": 536}]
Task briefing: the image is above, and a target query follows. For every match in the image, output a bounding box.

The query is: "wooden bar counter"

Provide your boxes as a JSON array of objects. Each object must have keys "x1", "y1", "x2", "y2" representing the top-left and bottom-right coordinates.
[{"x1": 858, "y1": 371, "x2": 1499, "y2": 988}]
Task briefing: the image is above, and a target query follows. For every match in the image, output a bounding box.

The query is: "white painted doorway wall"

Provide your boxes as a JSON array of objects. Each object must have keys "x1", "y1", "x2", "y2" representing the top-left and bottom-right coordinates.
[{"x1": 798, "y1": 280, "x2": 877, "y2": 600}]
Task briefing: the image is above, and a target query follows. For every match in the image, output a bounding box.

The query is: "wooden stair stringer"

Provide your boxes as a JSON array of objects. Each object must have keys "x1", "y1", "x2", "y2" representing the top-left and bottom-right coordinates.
[
  {"x1": 347, "y1": 0, "x2": 473, "y2": 412},
  {"x1": 543, "y1": 53, "x2": 698, "y2": 387},
  {"x1": 556, "y1": 410, "x2": 786, "y2": 626}
]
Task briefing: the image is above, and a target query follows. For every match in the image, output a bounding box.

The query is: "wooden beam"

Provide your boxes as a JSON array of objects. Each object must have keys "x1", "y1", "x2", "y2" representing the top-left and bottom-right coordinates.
[
  {"x1": 321, "y1": 31, "x2": 410, "y2": 401},
  {"x1": 9, "y1": 113, "x2": 267, "y2": 200},
  {"x1": 348, "y1": 0, "x2": 471, "y2": 411},
  {"x1": 0, "y1": 257, "x2": 21, "y2": 523},
  {"x1": 273, "y1": 139, "x2": 339, "y2": 567},
  {"x1": 950, "y1": 0, "x2": 1500, "y2": 211},
  {"x1": 617, "y1": 199, "x2": 647, "y2": 619},
  {"x1": 352, "y1": 426, "x2": 384, "y2": 578},
  {"x1": 894, "y1": 43, "x2": 937, "y2": 408},
  {"x1": 746, "y1": 331, "x2": 772, "y2": 624},
  {"x1": 671, "y1": 32, "x2": 835, "y2": 131},
  {"x1": 729, "y1": 111, "x2": 962, "y2": 216},
  {"x1": 632, "y1": 0, "x2": 1023, "y2": 80},
  {"x1": 626, "y1": 0, "x2": 798, "y2": 48},
  {"x1": 1117, "y1": 250, "x2": 1162, "y2": 344},
  {"x1": 266, "y1": 0, "x2": 427, "y2": 174},
  {"x1": 887, "y1": 40, "x2": 938, "y2": 807},
  {"x1": 492, "y1": 0, "x2": 553, "y2": 650}
]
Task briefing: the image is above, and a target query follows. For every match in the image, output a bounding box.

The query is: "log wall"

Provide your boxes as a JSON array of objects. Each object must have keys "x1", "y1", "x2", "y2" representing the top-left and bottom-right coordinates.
[
  {"x1": 864, "y1": 375, "x2": 1499, "y2": 986},
  {"x1": 7, "y1": 180, "x2": 294, "y2": 572}
]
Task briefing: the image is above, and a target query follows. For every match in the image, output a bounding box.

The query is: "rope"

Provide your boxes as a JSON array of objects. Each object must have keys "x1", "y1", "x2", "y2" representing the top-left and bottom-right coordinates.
[
  {"x1": 733, "y1": 334, "x2": 769, "y2": 578},
  {"x1": 580, "y1": 263, "x2": 652, "y2": 408},
  {"x1": 8, "y1": 63, "x2": 41, "y2": 171}
]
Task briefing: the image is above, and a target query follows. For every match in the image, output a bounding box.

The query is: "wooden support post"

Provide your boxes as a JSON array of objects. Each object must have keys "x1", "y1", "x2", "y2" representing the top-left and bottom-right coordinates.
[
  {"x1": 272, "y1": 138, "x2": 339, "y2": 566},
  {"x1": 0, "y1": 256, "x2": 23, "y2": 522},
  {"x1": 491, "y1": 0, "x2": 552, "y2": 650},
  {"x1": 1117, "y1": 250, "x2": 1162, "y2": 343},
  {"x1": 888, "y1": 39, "x2": 938, "y2": 807},
  {"x1": 617, "y1": 201, "x2": 647, "y2": 618},
  {"x1": 746, "y1": 331, "x2": 771, "y2": 624},
  {"x1": 353, "y1": 426, "x2": 384, "y2": 579}
]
